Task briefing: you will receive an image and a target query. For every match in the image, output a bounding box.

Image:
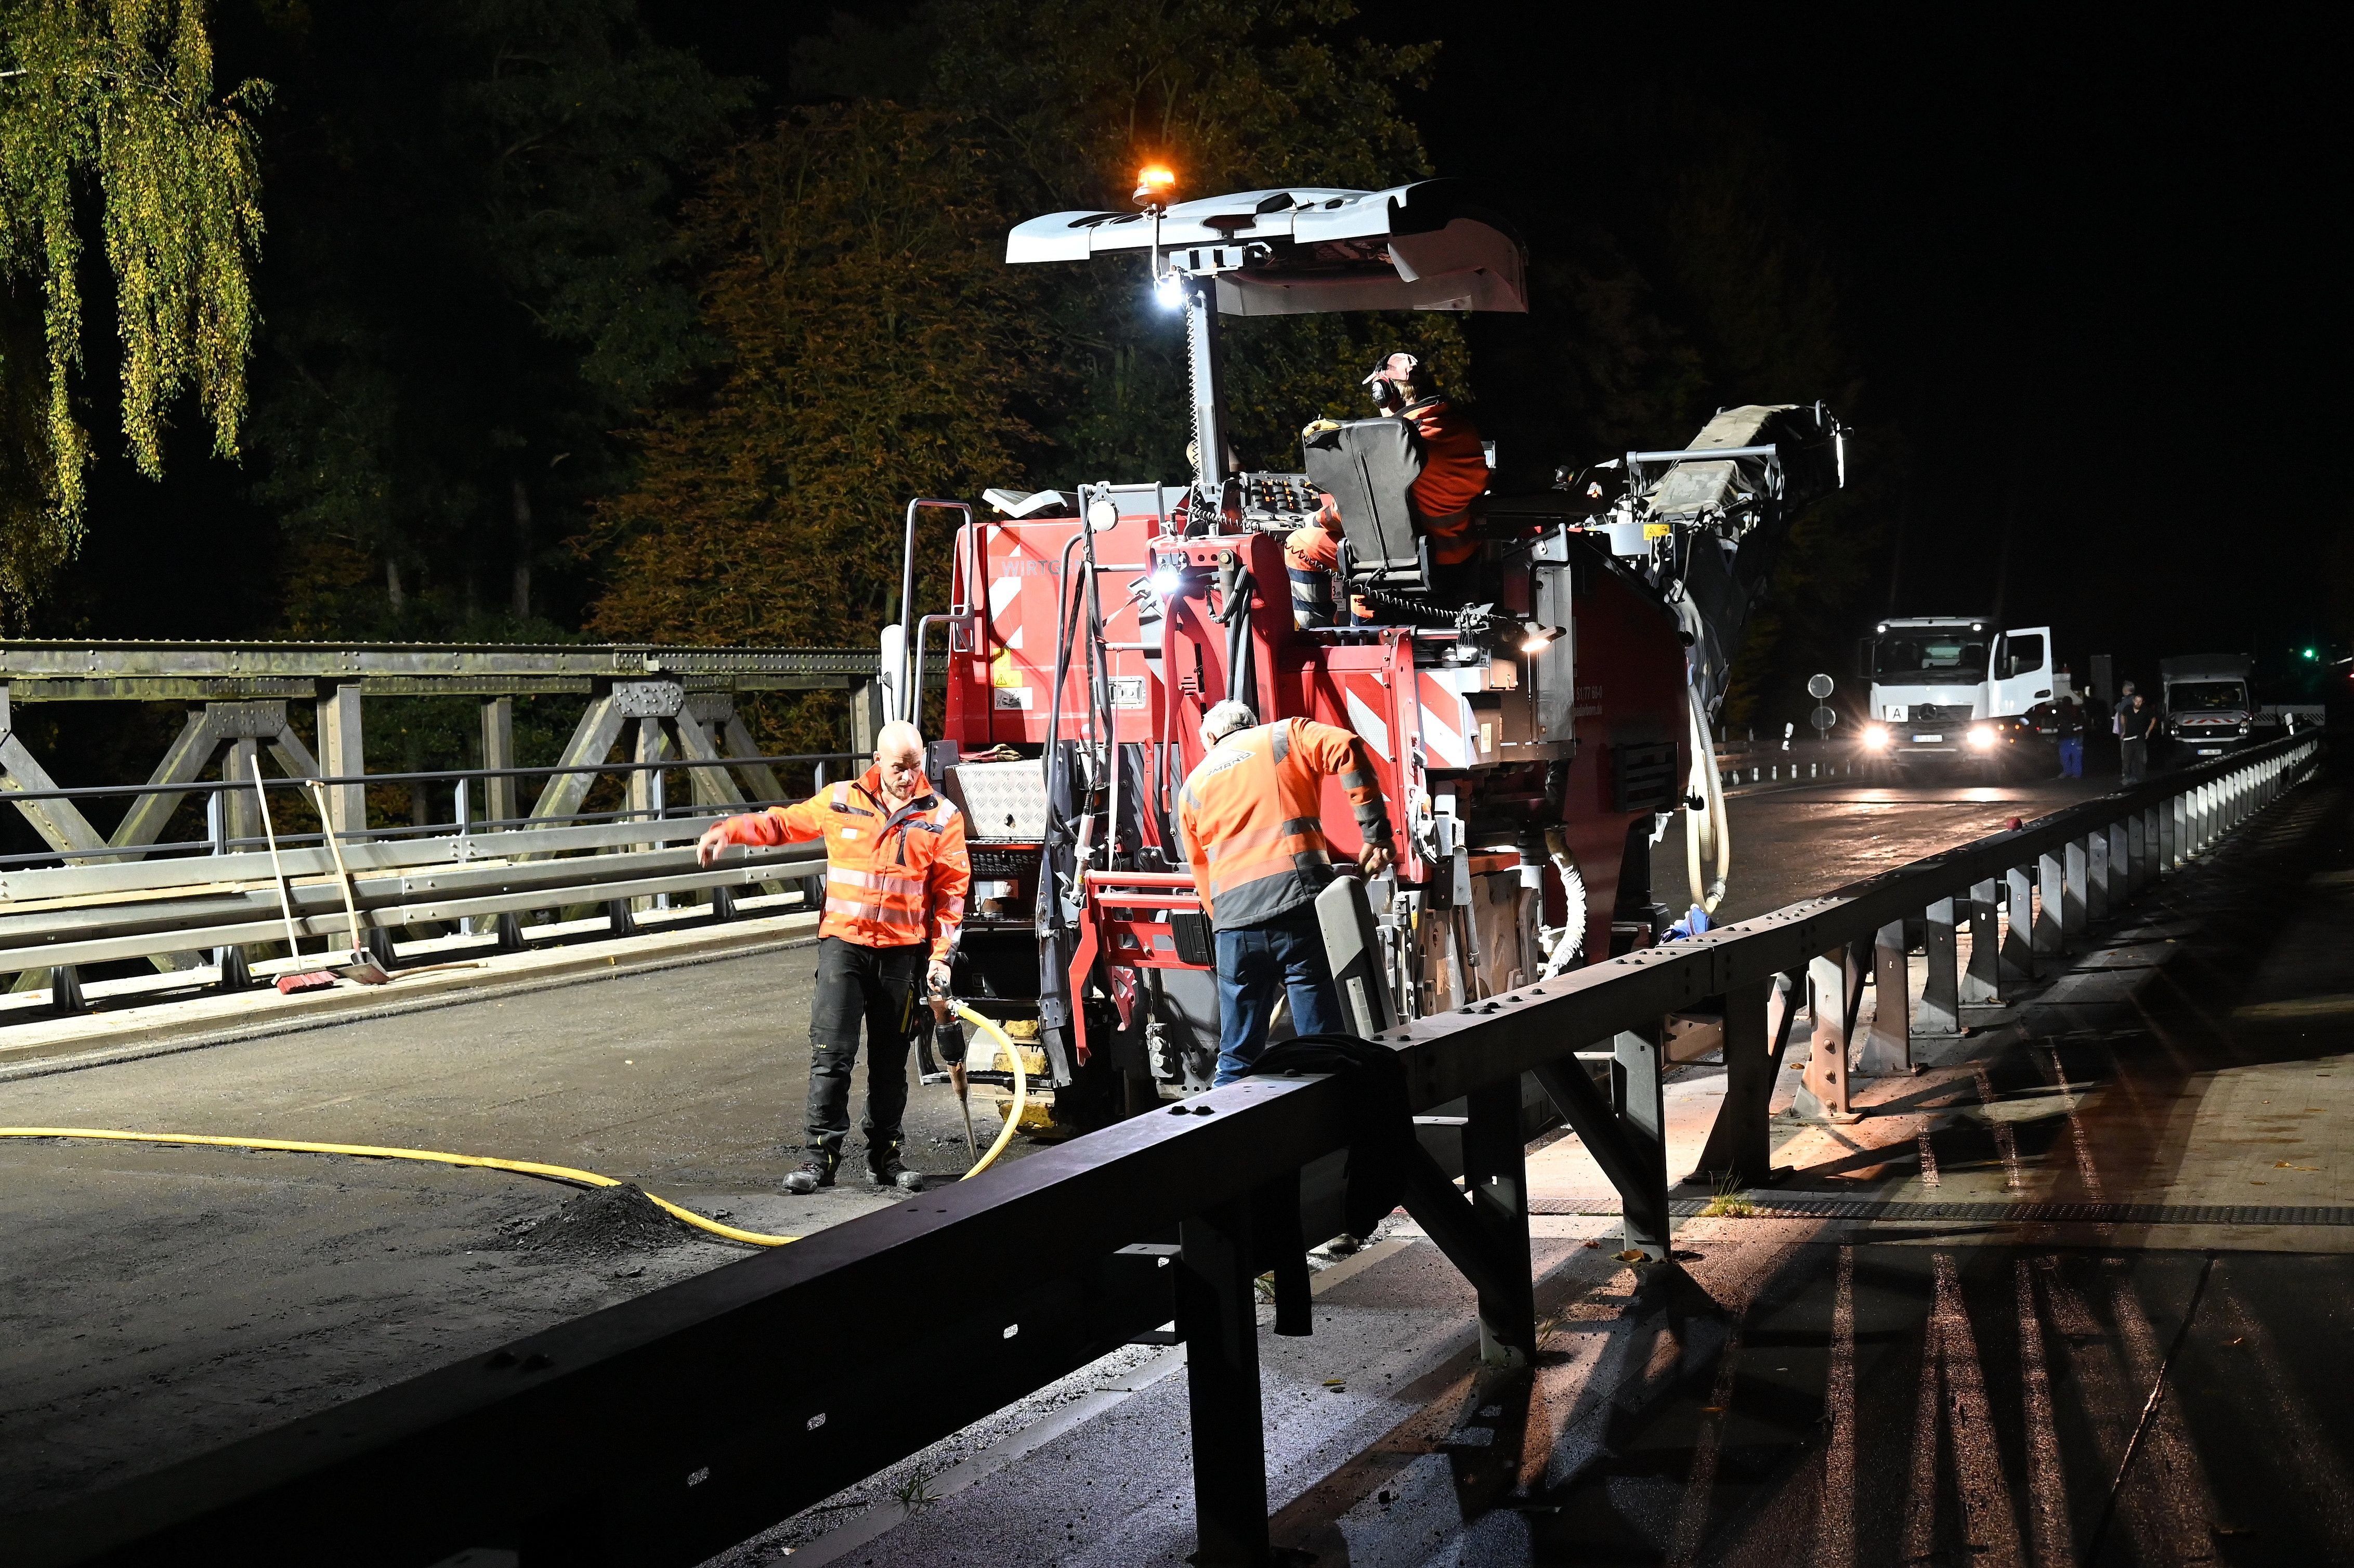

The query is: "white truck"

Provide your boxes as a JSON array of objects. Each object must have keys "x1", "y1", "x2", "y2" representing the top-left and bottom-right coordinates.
[
  {"x1": 2161, "y1": 653, "x2": 2270, "y2": 760},
  {"x1": 1854, "y1": 615, "x2": 2058, "y2": 781}
]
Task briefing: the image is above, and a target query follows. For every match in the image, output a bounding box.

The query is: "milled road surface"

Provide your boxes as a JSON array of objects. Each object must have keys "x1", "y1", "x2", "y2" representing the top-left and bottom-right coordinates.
[
  {"x1": 0, "y1": 947, "x2": 995, "y2": 1512},
  {"x1": 0, "y1": 765, "x2": 2165, "y2": 1527}
]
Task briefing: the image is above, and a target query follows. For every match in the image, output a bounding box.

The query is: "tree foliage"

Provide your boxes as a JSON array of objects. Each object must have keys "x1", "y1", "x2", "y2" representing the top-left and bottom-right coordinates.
[
  {"x1": 583, "y1": 102, "x2": 1045, "y2": 661},
  {"x1": 0, "y1": 0, "x2": 266, "y2": 613},
  {"x1": 245, "y1": 0, "x2": 745, "y2": 637}
]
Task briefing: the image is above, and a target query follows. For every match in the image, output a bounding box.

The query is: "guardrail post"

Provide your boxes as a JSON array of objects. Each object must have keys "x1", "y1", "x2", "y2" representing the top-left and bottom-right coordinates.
[
  {"x1": 1176, "y1": 1196, "x2": 1271, "y2": 1568},
  {"x1": 1611, "y1": 1020, "x2": 1672, "y2": 1258},
  {"x1": 494, "y1": 911, "x2": 526, "y2": 952},
  {"x1": 2086, "y1": 828, "x2": 2110, "y2": 922},
  {"x1": 2003, "y1": 866, "x2": 2037, "y2": 981},
  {"x1": 2062, "y1": 837, "x2": 2089, "y2": 940},
  {"x1": 2126, "y1": 812, "x2": 2147, "y2": 895},
  {"x1": 51, "y1": 963, "x2": 86, "y2": 1014},
  {"x1": 1963, "y1": 881, "x2": 2002, "y2": 1003},
  {"x1": 1919, "y1": 898, "x2": 1960, "y2": 1035},
  {"x1": 1797, "y1": 949, "x2": 1858, "y2": 1122},
  {"x1": 1861, "y1": 919, "x2": 1911, "y2": 1074},
  {"x1": 1696, "y1": 975, "x2": 1777, "y2": 1184},
  {"x1": 2101, "y1": 822, "x2": 2127, "y2": 912},
  {"x1": 709, "y1": 883, "x2": 738, "y2": 922},
  {"x1": 2035, "y1": 850, "x2": 2066, "y2": 958},
  {"x1": 1461, "y1": 1077, "x2": 1536, "y2": 1365}
]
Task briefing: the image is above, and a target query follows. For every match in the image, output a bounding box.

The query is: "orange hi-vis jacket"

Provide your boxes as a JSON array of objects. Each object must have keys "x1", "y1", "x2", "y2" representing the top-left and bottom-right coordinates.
[
  {"x1": 1176, "y1": 718, "x2": 1393, "y2": 931},
  {"x1": 713, "y1": 766, "x2": 971, "y2": 962},
  {"x1": 1404, "y1": 397, "x2": 1486, "y2": 566}
]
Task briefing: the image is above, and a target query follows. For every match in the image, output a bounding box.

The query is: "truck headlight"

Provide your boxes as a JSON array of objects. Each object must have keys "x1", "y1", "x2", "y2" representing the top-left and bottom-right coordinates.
[
  {"x1": 1968, "y1": 725, "x2": 1996, "y2": 750},
  {"x1": 1863, "y1": 724, "x2": 1890, "y2": 750}
]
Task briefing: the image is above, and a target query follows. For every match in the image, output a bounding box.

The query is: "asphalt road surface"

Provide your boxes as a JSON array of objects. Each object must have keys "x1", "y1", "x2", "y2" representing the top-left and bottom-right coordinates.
[{"x1": 0, "y1": 767, "x2": 2147, "y2": 1521}]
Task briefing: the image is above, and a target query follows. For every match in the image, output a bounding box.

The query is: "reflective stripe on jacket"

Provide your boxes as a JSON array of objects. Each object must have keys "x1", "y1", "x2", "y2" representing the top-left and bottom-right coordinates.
[
  {"x1": 1176, "y1": 718, "x2": 1392, "y2": 931},
  {"x1": 715, "y1": 766, "x2": 971, "y2": 961}
]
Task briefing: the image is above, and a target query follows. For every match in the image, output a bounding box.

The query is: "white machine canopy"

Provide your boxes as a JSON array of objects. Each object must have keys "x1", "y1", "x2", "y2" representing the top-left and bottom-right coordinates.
[{"x1": 1005, "y1": 179, "x2": 1526, "y2": 316}]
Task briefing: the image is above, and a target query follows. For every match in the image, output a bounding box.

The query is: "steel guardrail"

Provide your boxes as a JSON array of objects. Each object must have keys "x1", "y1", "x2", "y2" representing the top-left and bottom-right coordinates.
[{"x1": 5, "y1": 729, "x2": 2325, "y2": 1565}]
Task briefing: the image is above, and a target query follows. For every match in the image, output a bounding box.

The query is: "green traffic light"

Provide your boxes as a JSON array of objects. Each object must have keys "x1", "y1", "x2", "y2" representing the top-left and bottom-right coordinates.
[{"x1": 2304, "y1": 647, "x2": 2318, "y2": 660}]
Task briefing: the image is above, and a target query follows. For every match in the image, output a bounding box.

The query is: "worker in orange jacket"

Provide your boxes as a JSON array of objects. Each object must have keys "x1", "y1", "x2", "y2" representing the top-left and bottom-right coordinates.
[
  {"x1": 1176, "y1": 700, "x2": 1394, "y2": 1083},
  {"x1": 1286, "y1": 352, "x2": 1488, "y2": 624},
  {"x1": 698, "y1": 720, "x2": 970, "y2": 1194}
]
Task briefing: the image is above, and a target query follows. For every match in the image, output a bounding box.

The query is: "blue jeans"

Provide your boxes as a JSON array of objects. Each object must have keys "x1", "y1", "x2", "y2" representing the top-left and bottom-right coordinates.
[
  {"x1": 1213, "y1": 906, "x2": 1347, "y2": 1085},
  {"x1": 2058, "y1": 736, "x2": 2083, "y2": 777}
]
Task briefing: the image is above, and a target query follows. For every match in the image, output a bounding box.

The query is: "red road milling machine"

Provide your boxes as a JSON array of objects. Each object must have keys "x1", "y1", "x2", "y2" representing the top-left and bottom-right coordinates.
[{"x1": 898, "y1": 176, "x2": 1846, "y2": 1128}]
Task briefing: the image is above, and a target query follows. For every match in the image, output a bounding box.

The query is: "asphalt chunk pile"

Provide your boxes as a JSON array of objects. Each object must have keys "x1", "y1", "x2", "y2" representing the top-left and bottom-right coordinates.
[{"x1": 504, "y1": 1183, "x2": 687, "y2": 1259}]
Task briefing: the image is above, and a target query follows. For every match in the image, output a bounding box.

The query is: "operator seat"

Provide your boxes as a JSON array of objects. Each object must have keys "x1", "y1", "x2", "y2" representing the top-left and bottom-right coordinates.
[{"x1": 1303, "y1": 419, "x2": 1427, "y2": 593}]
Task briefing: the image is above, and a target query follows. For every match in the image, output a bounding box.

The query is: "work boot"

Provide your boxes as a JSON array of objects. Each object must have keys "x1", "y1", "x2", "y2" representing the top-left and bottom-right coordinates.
[
  {"x1": 870, "y1": 1158, "x2": 924, "y2": 1194},
  {"x1": 781, "y1": 1152, "x2": 837, "y2": 1195}
]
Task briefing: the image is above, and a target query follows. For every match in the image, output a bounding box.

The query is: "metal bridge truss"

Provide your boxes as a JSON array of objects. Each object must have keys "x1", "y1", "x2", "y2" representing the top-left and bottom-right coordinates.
[{"x1": 6, "y1": 732, "x2": 2324, "y2": 1567}]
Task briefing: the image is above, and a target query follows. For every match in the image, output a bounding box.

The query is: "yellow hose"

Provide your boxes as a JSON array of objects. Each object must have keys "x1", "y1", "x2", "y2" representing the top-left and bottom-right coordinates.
[
  {"x1": 0, "y1": 1010, "x2": 1027, "y2": 1240},
  {"x1": 949, "y1": 999, "x2": 1026, "y2": 1179},
  {"x1": 0, "y1": 1127, "x2": 799, "y2": 1247}
]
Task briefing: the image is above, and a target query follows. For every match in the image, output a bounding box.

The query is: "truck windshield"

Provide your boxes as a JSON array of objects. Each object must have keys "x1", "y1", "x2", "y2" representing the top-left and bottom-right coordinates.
[
  {"x1": 1868, "y1": 634, "x2": 1986, "y2": 685},
  {"x1": 2168, "y1": 681, "x2": 2247, "y2": 711}
]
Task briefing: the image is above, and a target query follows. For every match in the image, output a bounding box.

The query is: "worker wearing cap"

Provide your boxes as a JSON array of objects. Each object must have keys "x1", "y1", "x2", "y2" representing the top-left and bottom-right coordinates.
[
  {"x1": 698, "y1": 720, "x2": 970, "y2": 1195},
  {"x1": 1176, "y1": 700, "x2": 1394, "y2": 1083},
  {"x1": 1287, "y1": 352, "x2": 1490, "y2": 623}
]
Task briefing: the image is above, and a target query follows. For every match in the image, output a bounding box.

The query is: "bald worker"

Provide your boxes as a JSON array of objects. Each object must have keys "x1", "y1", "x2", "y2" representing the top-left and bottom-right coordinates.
[{"x1": 698, "y1": 721, "x2": 971, "y2": 1194}]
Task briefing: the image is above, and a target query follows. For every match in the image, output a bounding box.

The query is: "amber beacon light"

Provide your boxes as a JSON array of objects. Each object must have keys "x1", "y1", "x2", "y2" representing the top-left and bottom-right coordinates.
[{"x1": 1133, "y1": 163, "x2": 1177, "y2": 207}]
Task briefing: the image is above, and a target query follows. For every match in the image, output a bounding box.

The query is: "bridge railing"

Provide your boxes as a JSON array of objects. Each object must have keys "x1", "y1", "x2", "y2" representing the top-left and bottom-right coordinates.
[
  {"x1": 7, "y1": 730, "x2": 2326, "y2": 1567},
  {"x1": 0, "y1": 750, "x2": 856, "y2": 1008}
]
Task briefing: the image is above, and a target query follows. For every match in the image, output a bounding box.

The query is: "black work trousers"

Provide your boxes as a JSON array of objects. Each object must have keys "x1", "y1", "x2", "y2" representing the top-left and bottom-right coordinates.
[{"x1": 805, "y1": 936, "x2": 925, "y2": 1169}]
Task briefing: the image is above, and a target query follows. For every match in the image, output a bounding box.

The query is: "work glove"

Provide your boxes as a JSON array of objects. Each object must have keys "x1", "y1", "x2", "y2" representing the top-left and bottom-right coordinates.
[
  {"x1": 926, "y1": 960, "x2": 953, "y2": 999},
  {"x1": 1300, "y1": 417, "x2": 1343, "y2": 443}
]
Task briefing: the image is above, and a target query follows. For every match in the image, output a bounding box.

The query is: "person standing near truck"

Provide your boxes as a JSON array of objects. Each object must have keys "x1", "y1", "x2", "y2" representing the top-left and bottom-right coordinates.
[
  {"x1": 697, "y1": 720, "x2": 970, "y2": 1195},
  {"x1": 1176, "y1": 700, "x2": 1394, "y2": 1084},
  {"x1": 2118, "y1": 691, "x2": 2158, "y2": 785}
]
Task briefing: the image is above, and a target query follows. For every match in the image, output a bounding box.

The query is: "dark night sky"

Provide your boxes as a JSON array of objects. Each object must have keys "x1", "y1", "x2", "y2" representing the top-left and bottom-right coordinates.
[
  {"x1": 1368, "y1": 4, "x2": 2350, "y2": 692},
  {"x1": 58, "y1": 4, "x2": 2353, "y2": 703}
]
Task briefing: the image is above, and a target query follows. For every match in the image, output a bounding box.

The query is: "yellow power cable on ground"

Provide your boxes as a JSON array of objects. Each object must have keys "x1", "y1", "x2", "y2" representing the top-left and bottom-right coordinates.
[
  {"x1": 0, "y1": 1126, "x2": 801, "y2": 1246},
  {"x1": 0, "y1": 1006, "x2": 1029, "y2": 1248}
]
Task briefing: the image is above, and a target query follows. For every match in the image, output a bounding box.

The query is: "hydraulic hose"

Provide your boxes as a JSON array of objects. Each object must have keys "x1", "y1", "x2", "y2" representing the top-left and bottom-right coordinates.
[
  {"x1": 950, "y1": 999, "x2": 1027, "y2": 1179},
  {"x1": 0, "y1": 1126, "x2": 799, "y2": 1246},
  {"x1": 1684, "y1": 682, "x2": 1731, "y2": 914}
]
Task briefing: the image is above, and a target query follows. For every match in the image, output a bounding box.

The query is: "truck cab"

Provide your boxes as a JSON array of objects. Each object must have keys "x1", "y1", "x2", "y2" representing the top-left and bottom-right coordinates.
[
  {"x1": 1855, "y1": 616, "x2": 2056, "y2": 780},
  {"x1": 2161, "y1": 653, "x2": 2265, "y2": 759}
]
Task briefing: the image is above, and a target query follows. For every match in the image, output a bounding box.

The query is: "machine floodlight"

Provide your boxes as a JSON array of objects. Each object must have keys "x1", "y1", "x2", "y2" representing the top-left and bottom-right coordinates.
[
  {"x1": 1153, "y1": 270, "x2": 1185, "y2": 310},
  {"x1": 1150, "y1": 566, "x2": 1185, "y2": 599},
  {"x1": 1519, "y1": 621, "x2": 1564, "y2": 652}
]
